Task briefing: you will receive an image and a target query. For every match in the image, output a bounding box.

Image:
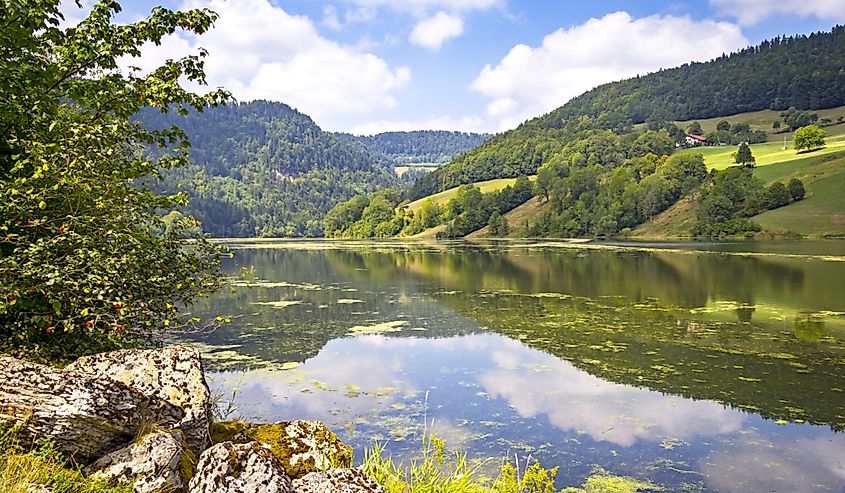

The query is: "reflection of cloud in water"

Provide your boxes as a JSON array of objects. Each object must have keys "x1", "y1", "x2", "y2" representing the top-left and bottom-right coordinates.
[
  {"x1": 207, "y1": 345, "x2": 409, "y2": 424},
  {"x1": 701, "y1": 435, "x2": 845, "y2": 493},
  {"x1": 204, "y1": 332, "x2": 845, "y2": 492},
  {"x1": 478, "y1": 338, "x2": 745, "y2": 446},
  {"x1": 206, "y1": 334, "x2": 497, "y2": 425}
]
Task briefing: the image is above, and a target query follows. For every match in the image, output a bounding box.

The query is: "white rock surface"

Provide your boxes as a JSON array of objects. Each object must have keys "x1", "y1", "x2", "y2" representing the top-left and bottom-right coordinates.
[
  {"x1": 67, "y1": 345, "x2": 211, "y2": 456},
  {"x1": 85, "y1": 430, "x2": 187, "y2": 493},
  {"x1": 294, "y1": 468, "x2": 385, "y2": 493},
  {"x1": 0, "y1": 356, "x2": 182, "y2": 464},
  {"x1": 189, "y1": 441, "x2": 293, "y2": 493}
]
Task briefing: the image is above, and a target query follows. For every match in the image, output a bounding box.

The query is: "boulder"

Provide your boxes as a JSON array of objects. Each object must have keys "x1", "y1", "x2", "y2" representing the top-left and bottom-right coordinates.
[
  {"x1": 0, "y1": 356, "x2": 183, "y2": 464},
  {"x1": 67, "y1": 345, "x2": 211, "y2": 456},
  {"x1": 294, "y1": 468, "x2": 385, "y2": 493},
  {"x1": 210, "y1": 420, "x2": 353, "y2": 479},
  {"x1": 189, "y1": 441, "x2": 292, "y2": 493},
  {"x1": 84, "y1": 430, "x2": 190, "y2": 493}
]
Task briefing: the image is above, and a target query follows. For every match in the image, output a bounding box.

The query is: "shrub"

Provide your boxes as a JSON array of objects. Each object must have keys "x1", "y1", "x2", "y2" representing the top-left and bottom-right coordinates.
[{"x1": 788, "y1": 178, "x2": 806, "y2": 201}]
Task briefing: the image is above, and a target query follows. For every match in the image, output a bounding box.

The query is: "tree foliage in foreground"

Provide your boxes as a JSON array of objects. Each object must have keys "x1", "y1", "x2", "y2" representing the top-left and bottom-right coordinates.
[{"x1": 0, "y1": 0, "x2": 230, "y2": 362}]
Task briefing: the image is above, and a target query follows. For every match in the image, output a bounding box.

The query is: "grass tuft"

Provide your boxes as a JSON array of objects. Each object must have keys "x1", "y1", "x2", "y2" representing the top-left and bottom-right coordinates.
[
  {"x1": 359, "y1": 434, "x2": 657, "y2": 493},
  {"x1": 0, "y1": 425, "x2": 134, "y2": 493}
]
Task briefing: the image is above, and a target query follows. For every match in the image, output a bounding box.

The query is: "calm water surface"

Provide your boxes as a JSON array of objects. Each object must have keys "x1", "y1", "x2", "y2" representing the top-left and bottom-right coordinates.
[{"x1": 187, "y1": 239, "x2": 845, "y2": 492}]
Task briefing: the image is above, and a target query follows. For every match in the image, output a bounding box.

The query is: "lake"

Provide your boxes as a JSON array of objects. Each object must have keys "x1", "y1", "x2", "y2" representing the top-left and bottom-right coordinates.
[{"x1": 186, "y1": 239, "x2": 845, "y2": 492}]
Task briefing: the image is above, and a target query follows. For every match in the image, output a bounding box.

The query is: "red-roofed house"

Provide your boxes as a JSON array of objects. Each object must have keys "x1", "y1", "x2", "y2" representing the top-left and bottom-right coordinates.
[{"x1": 685, "y1": 134, "x2": 709, "y2": 147}]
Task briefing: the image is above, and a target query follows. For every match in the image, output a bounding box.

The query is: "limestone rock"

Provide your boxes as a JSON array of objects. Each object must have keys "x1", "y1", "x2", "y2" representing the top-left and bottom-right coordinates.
[
  {"x1": 294, "y1": 468, "x2": 384, "y2": 493},
  {"x1": 0, "y1": 357, "x2": 183, "y2": 464},
  {"x1": 85, "y1": 430, "x2": 189, "y2": 493},
  {"x1": 189, "y1": 441, "x2": 292, "y2": 493},
  {"x1": 67, "y1": 345, "x2": 211, "y2": 456},
  {"x1": 210, "y1": 420, "x2": 353, "y2": 479}
]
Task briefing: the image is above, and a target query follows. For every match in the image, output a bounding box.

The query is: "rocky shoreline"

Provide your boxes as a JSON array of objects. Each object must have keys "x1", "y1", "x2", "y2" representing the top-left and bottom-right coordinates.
[{"x1": 0, "y1": 346, "x2": 382, "y2": 493}]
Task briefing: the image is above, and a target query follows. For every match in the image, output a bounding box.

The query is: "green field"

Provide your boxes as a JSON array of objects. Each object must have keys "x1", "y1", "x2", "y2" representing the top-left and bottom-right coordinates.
[
  {"x1": 673, "y1": 105, "x2": 845, "y2": 135},
  {"x1": 676, "y1": 123, "x2": 845, "y2": 169},
  {"x1": 404, "y1": 177, "x2": 532, "y2": 212},
  {"x1": 751, "y1": 150, "x2": 845, "y2": 236},
  {"x1": 394, "y1": 163, "x2": 440, "y2": 176}
]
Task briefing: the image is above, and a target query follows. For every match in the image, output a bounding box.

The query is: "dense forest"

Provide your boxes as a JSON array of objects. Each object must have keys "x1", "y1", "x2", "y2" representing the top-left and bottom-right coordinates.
[
  {"x1": 142, "y1": 101, "x2": 398, "y2": 237},
  {"x1": 409, "y1": 26, "x2": 845, "y2": 200},
  {"x1": 335, "y1": 130, "x2": 491, "y2": 165}
]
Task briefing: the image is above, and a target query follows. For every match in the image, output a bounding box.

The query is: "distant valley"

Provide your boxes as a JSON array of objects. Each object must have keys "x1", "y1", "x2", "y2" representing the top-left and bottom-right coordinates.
[{"x1": 142, "y1": 102, "x2": 488, "y2": 237}]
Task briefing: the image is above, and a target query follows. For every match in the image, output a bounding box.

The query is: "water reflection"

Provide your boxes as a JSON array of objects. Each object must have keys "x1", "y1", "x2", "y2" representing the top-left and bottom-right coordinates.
[
  {"x1": 476, "y1": 337, "x2": 746, "y2": 447},
  {"x1": 188, "y1": 240, "x2": 845, "y2": 491},
  {"x1": 206, "y1": 332, "x2": 845, "y2": 492}
]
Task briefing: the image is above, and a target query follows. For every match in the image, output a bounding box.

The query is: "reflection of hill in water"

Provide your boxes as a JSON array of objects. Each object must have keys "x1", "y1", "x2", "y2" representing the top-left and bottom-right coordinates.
[
  {"x1": 326, "y1": 245, "x2": 845, "y2": 430},
  {"x1": 193, "y1": 243, "x2": 845, "y2": 430}
]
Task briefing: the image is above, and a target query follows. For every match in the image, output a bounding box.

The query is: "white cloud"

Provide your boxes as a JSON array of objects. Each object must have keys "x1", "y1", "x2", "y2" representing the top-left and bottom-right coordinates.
[
  {"x1": 409, "y1": 11, "x2": 464, "y2": 50},
  {"x1": 342, "y1": 0, "x2": 500, "y2": 16},
  {"x1": 709, "y1": 0, "x2": 845, "y2": 26},
  {"x1": 471, "y1": 11, "x2": 748, "y2": 131},
  {"x1": 321, "y1": 5, "x2": 343, "y2": 30},
  {"x1": 121, "y1": 0, "x2": 410, "y2": 128},
  {"x1": 350, "y1": 114, "x2": 486, "y2": 135},
  {"x1": 340, "y1": 0, "x2": 502, "y2": 49},
  {"x1": 58, "y1": 0, "x2": 93, "y2": 27}
]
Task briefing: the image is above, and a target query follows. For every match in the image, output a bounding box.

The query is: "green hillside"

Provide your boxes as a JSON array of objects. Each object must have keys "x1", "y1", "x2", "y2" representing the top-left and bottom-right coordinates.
[
  {"x1": 335, "y1": 130, "x2": 491, "y2": 168},
  {"x1": 752, "y1": 152, "x2": 845, "y2": 236},
  {"x1": 633, "y1": 148, "x2": 845, "y2": 238},
  {"x1": 409, "y1": 26, "x2": 845, "y2": 201},
  {"x1": 325, "y1": 26, "x2": 845, "y2": 241},
  {"x1": 677, "y1": 121, "x2": 845, "y2": 169},
  {"x1": 672, "y1": 105, "x2": 845, "y2": 135}
]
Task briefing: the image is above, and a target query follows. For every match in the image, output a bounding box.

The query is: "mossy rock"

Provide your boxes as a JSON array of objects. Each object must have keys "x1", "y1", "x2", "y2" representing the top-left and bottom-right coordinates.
[{"x1": 209, "y1": 420, "x2": 353, "y2": 478}]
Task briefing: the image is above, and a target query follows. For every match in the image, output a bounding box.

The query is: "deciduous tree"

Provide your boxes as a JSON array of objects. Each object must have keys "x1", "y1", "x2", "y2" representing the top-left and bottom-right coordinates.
[
  {"x1": 793, "y1": 125, "x2": 826, "y2": 152},
  {"x1": 0, "y1": 0, "x2": 230, "y2": 361}
]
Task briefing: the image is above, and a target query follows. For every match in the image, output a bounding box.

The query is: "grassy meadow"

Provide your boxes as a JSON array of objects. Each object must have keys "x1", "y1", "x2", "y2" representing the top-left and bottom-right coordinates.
[
  {"x1": 404, "y1": 177, "x2": 533, "y2": 212},
  {"x1": 752, "y1": 150, "x2": 845, "y2": 236},
  {"x1": 676, "y1": 122, "x2": 845, "y2": 169}
]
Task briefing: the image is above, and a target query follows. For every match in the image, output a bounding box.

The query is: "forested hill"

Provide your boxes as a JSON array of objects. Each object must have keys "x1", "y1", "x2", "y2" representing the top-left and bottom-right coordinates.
[
  {"x1": 335, "y1": 130, "x2": 492, "y2": 165},
  {"x1": 141, "y1": 100, "x2": 397, "y2": 237},
  {"x1": 409, "y1": 25, "x2": 845, "y2": 200}
]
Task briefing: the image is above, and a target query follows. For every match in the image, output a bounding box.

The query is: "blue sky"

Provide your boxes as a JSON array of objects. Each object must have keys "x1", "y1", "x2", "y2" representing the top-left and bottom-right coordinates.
[{"x1": 63, "y1": 0, "x2": 845, "y2": 133}]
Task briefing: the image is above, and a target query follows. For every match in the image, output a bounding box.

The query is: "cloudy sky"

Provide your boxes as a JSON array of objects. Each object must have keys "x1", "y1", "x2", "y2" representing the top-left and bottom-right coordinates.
[{"x1": 63, "y1": 0, "x2": 845, "y2": 134}]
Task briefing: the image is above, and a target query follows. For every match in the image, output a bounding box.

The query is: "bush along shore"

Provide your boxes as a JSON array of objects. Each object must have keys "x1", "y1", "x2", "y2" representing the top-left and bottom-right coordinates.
[{"x1": 0, "y1": 345, "x2": 659, "y2": 493}]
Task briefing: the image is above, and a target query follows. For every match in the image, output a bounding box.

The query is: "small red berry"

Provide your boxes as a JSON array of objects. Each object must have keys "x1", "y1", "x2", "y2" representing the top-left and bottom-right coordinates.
[
  {"x1": 45, "y1": 326, "x2": 54, "y2": 334},
  {"x1": 113, "y1": 303, "x2": 122, "y2": 310},
  {"x1": 85, "y1": 321, "x2": 93, "y2": 328}
]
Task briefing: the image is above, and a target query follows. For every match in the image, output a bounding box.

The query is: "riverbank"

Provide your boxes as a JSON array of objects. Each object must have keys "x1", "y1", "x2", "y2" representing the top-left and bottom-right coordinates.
[{"x1": 1, "y1": 345, "x2": 660, "y2": 493}]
